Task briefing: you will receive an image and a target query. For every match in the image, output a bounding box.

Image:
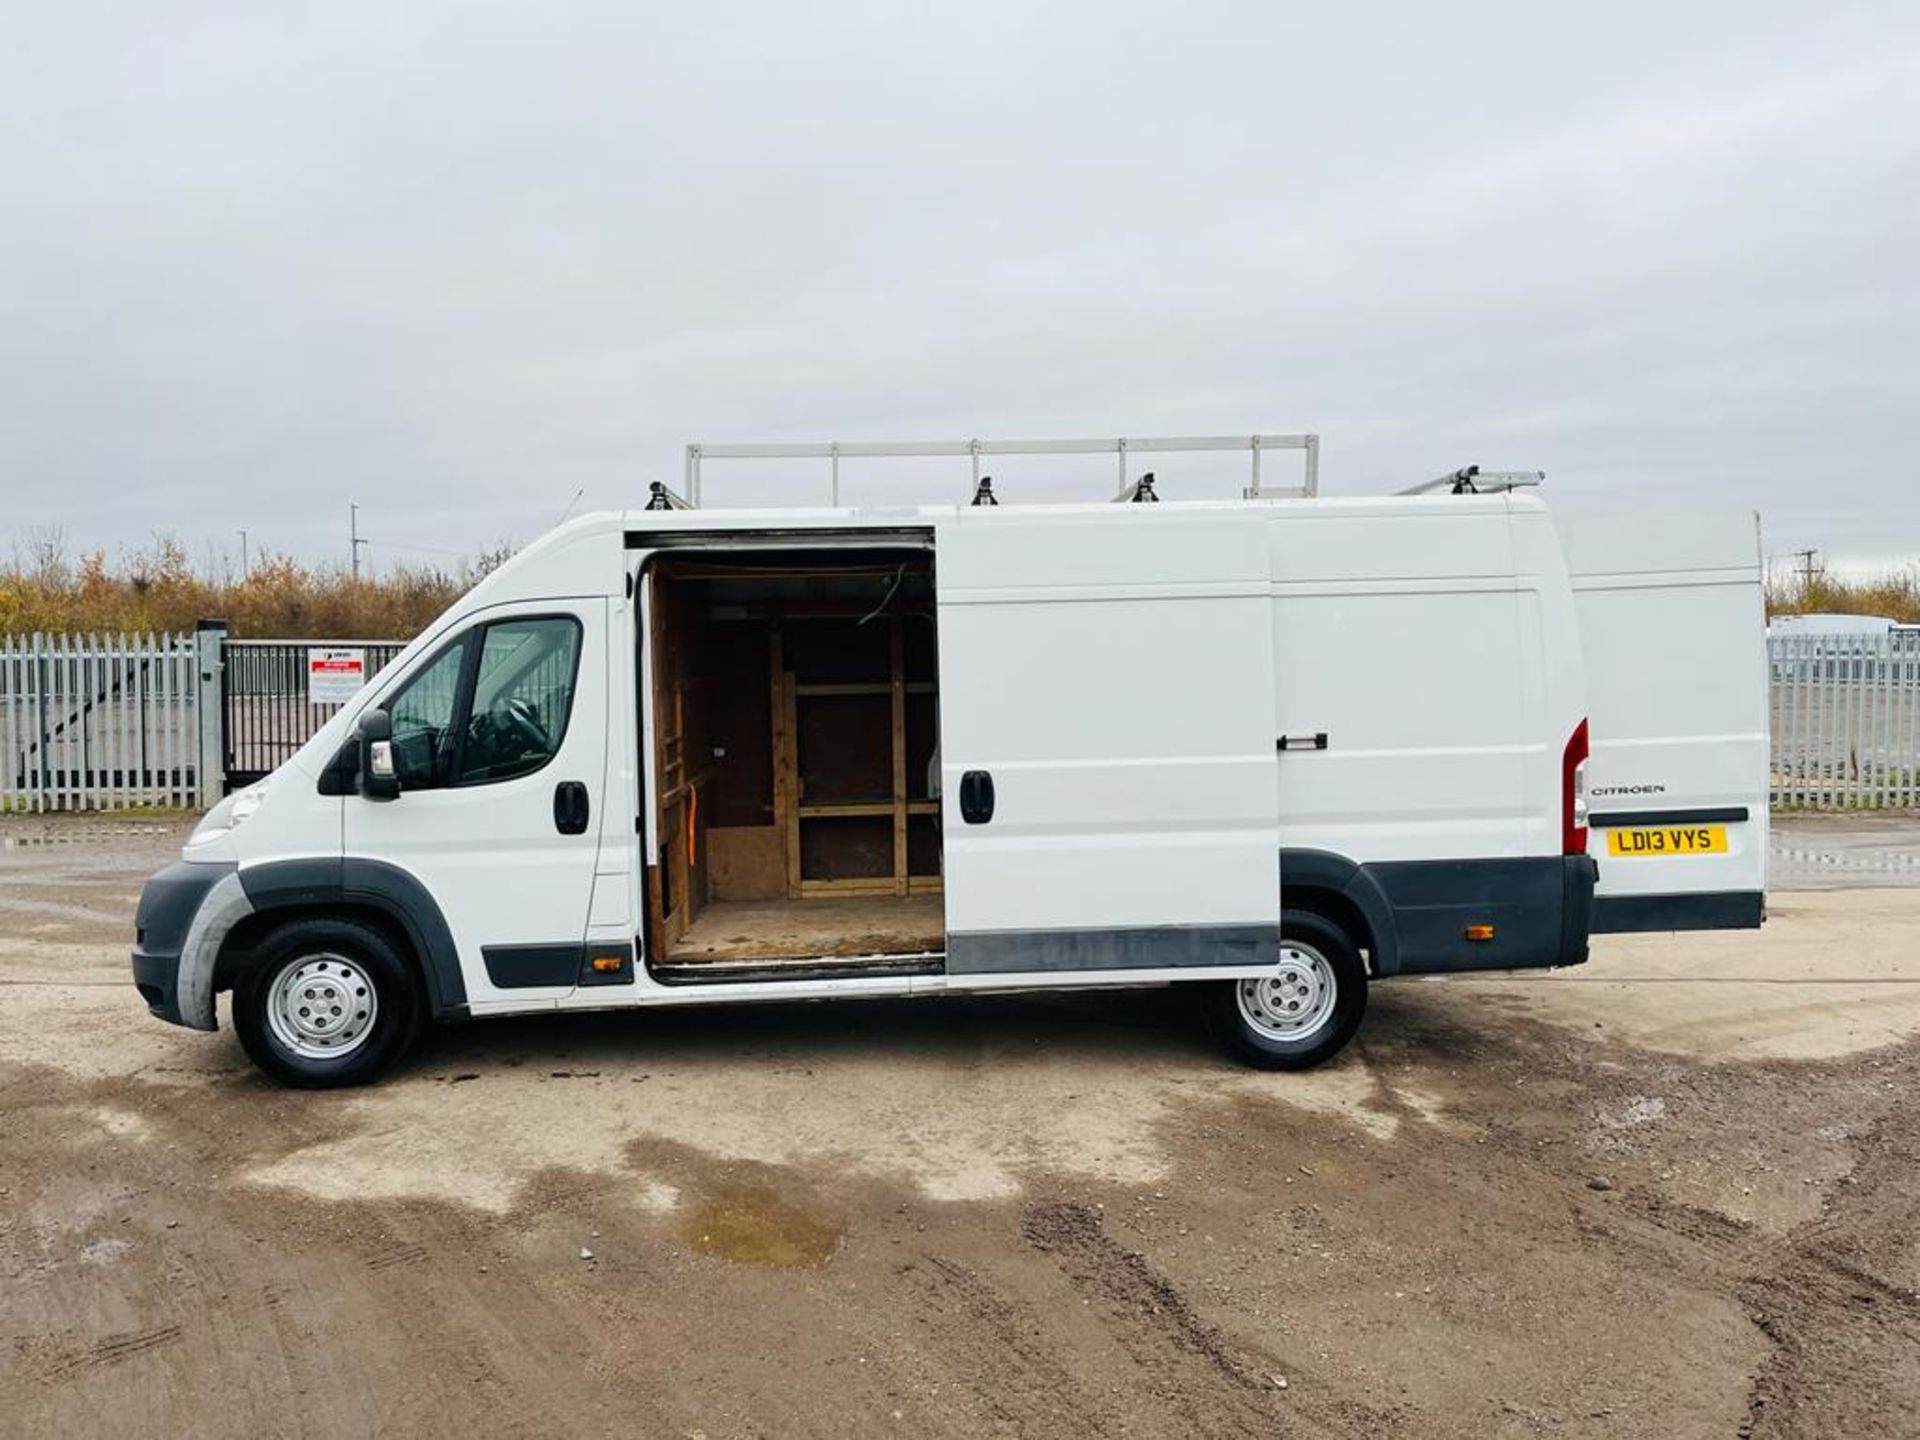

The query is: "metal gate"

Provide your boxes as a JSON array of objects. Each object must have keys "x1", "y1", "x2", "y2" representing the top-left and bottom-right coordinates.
[{"x1": 222, "y1": 639, "x2": 405, "y2": 790}]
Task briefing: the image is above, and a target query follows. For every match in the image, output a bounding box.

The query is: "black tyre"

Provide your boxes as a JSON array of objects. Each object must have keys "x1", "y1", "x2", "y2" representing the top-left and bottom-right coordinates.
[
  {"x1": 232, "y1": 918, "x2": 422, "y2": 1088},
  {"x1": 1205, "y1": 908, "x2": 1367, "y2": 1070}
]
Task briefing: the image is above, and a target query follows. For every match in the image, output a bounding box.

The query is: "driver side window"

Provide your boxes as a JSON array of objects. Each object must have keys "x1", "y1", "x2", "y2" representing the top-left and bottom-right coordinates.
[
  {"x1": 454, "y1": 617, "x2": 582, "y2": 784},
  {"x1": 377, "y1": 614, "x2": 581, "y2": 791},
  {"x1": 385, "y1": 639, "x2": 468, "y2": 790}
]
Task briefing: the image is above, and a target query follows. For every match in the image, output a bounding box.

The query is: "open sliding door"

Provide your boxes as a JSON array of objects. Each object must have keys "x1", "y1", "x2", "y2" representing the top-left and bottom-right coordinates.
[{"x1": 935, "y1": 508, "x2": 1280, "y2": 979}]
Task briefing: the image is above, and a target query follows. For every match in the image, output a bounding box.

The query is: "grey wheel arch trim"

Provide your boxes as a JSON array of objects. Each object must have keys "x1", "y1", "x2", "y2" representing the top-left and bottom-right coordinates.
[
  {"x1": 176, "y1": 871, "x2": 255, "y2": 1031},
  {"x1": 1281, "y1": 848, "x2": 1403, "y2": 976},
  {"x1": 236, "y1": 858, "x2": 469, "y2": 1019}
]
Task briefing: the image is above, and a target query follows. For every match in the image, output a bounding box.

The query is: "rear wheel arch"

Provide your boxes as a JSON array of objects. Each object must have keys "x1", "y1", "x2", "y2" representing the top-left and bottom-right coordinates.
[
  {"x1": 1282, "y1": 884, "x2": 1375, "y2": 975},
  {"x1": 1281, "y1": 848, "x2": 1400, "y2": 976}
]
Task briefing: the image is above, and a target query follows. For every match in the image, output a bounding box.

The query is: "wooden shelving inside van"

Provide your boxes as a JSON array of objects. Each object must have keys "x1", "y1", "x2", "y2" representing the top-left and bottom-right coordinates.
[{"x1": 644, "y1": 551, "x2": 945, "y2": 975}]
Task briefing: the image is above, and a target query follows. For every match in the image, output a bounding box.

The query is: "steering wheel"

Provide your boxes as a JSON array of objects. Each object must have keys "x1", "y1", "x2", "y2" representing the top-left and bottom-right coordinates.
[{"x1": 491, "y1": 695, "x2": 550, "y2": 752}]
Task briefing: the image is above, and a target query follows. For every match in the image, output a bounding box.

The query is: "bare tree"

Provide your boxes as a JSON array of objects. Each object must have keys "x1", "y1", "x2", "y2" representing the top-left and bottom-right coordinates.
[{"x1": 14, "y1": 525, "x2": 70, "y2": 590}]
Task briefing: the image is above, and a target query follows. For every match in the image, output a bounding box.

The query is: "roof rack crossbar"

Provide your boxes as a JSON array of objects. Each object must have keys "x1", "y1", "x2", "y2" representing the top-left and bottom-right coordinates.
[
  {"x1": 1396, "y1": 465, "x2": 1546, "y2": 497},
  {"x1": 682, "y1": 433, "x2": 1318, "y2": 508}
]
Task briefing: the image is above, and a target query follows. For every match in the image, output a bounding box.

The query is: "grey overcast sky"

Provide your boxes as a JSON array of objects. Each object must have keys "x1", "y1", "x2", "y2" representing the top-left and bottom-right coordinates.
[{"x1": 3, "y1": 1, "x2": 1916, "y2": 576}]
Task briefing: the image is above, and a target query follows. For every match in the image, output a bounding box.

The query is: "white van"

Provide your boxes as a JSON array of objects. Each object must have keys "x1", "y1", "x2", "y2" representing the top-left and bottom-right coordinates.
[{"x1": 134, "y1": 445, "x2": 1625, "y2": 1087}]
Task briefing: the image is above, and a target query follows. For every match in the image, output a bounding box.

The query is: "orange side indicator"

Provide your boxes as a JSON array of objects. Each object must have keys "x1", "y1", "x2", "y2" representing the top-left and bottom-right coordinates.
[
  {"x1": 591, "y1": 955, "x2": 624, "y2": 973},
  {"x1": 1464, "y1": 924, "x2": 1496, "y2": 942}
]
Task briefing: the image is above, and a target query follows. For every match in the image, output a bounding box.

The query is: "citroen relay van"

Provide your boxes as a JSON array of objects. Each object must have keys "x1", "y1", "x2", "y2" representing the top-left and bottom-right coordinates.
[{"x1": 132, "y1": 441, "x2": 1613, "y2": 1086}]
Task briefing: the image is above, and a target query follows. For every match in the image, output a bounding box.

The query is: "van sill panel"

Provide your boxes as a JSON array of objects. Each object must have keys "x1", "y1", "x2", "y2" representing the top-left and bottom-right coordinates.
[
  {"x1": 648, "y1": 952, "x2": 944, "y2": 986},
  {"x1": 946, "y1": 924, "x2": 1279, "y2": 976}
]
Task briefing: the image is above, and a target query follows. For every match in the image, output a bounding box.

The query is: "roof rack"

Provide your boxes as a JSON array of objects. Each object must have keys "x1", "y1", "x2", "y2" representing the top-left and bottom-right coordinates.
[
  {"x1": 643, "y1": 480, "x2": 696, "y2": 511},
  {"x1": 681, "y1": 434, "x2": 1319, "y2": 508},
  {"x1": 1397, "y1": 465, "x2": 1545, "y2": 496}
]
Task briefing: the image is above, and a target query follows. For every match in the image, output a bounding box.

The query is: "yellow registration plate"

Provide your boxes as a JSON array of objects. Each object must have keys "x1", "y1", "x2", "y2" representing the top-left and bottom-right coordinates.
[{"x1": 1606, "y1": 825, "x2": 1728, "y2": 857}]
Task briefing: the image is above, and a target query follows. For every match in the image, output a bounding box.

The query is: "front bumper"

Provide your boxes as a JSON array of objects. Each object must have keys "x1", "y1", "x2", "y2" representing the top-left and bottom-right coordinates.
[
  {"x1": 131, "y1": 947, "x2": 187, "y2": 1024},
  {"x1": 132, "y1": 860, "x2": 248, "y2": 1031}
]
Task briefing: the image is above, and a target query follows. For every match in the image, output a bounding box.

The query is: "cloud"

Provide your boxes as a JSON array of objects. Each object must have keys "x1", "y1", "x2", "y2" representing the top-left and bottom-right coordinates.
[{"x1": 1, "y1": 0, "x2": 1915, "y2": 572}]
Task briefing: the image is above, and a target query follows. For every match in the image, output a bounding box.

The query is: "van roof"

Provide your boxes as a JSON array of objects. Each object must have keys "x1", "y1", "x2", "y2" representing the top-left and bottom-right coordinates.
[{"x1": 448, "y1": 491, "x2": 1552, "y2": 640}]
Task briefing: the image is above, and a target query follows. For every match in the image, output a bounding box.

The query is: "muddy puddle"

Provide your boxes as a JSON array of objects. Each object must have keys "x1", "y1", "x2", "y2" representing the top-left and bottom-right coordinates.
[{"x1": 685, "y1": 1187, "x2": 841, "y2": 1268}]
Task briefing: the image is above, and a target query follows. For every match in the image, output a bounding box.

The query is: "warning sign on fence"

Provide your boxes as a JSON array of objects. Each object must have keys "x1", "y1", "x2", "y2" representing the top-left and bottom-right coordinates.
[{"x1": 307, "y1": 647, "x2": 367, "y2": 705}]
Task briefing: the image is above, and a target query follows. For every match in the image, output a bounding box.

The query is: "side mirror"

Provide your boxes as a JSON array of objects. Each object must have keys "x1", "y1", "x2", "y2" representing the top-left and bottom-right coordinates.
[{"x1": 357, "y1": 709, "x2": 401, "y2": 801}]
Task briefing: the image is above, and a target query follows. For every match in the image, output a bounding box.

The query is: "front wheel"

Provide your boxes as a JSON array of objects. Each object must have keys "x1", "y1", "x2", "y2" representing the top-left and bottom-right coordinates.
[
  {"x1": 232, "y1": 918, "x2": 421, "y2": 1088},
  {"x1": 1205, "y1": 909, "x2": 1367, "y2": 1070}
]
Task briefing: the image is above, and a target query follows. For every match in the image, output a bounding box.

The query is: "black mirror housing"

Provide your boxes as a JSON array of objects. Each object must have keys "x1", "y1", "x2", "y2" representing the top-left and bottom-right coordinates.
[{"x1": 356, "y1": 709, "x2": 401, "y2": 801}]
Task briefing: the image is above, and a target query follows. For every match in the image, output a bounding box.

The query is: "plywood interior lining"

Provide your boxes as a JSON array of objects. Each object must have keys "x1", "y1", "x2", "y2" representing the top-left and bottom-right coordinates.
[
  {"x1": 644, "y1": 549, "x2": 946, "y2": 968},
  {"x1": 665, "y1": 894, "x2": 946, "y2": 964}
]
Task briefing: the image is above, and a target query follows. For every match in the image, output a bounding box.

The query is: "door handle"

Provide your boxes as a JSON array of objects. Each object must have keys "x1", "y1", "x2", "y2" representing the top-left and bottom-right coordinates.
[
  {"x1": 554, "y1": 781, "x2": 590, "y2": 835},
  {"x1": 958, "y1": 770, "x2": 995, "y2": 825}
]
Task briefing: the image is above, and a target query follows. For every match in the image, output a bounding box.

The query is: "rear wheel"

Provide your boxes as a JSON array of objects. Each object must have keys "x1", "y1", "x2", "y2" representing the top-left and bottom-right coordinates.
[
  {"x1": 232, "y1": 918, "x2": 421, "y2": 1088},
  {"x1": 1206, "y1": 909, "x2": 1366, "y2": 1070}
]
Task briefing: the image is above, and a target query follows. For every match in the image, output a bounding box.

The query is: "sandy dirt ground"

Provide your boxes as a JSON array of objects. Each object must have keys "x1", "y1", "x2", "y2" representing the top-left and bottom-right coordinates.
[{"x1": 4, "y1": 816, "x2": 1920, "y2": 1438}]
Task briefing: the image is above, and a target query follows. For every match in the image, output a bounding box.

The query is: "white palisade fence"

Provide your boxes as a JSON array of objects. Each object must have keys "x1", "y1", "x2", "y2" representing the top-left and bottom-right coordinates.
[
  {"x1": 1, "y1": 632, "x2": 209, "y2": 811},
  {"x1": 5, "y1": 626, "x2": 1919, "y2": 814},
  {"x1": 1770, "y1": 631, "x2": 1920, "y2": 809}
]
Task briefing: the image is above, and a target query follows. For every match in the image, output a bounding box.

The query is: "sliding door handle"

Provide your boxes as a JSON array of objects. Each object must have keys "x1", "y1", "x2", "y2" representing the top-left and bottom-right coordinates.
[{"x1": 958, "y1": 770, "x2": 995, "y2": 825}]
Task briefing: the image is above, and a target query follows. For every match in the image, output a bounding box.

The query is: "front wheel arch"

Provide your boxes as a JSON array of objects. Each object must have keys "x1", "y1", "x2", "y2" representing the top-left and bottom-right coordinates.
[
  {"x1": 218, "y1": 903, "x2": 425, "y2": 1003},
  {"x1": 217, "y1": 855, "x2": 469, "y2": 1019}
]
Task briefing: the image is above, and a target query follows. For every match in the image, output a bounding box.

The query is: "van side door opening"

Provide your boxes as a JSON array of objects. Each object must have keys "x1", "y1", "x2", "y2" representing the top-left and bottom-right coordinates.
[{"x1": 639, "y1": 546, "x2": 947, "y2": 981}]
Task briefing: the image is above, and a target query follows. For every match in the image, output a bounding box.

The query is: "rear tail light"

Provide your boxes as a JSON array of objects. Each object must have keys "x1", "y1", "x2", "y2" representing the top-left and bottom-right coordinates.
[{"x1": 1562, "y1": 719, "x2": 1590, "y2": 855}]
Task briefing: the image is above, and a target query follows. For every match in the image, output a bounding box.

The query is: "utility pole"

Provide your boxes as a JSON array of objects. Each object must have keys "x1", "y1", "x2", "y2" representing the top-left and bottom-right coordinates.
[
  {"x1": 237, "y1": 529, "x2": 249, "y2": 578},
  {"x1": 1794, "y1": 547, "x2": 1819, "y2": 594},
  {"x1": 350, "y1": 503, "x2": 369, "y2": 582}
]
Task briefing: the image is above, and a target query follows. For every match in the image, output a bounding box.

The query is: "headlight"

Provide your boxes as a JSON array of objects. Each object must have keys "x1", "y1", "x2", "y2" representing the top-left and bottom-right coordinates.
[
  {"x1": 191, "y1": 780, "x2": 269, "y2": 844},
  {"x1": 229, "y1": 782, "x2": 269, "y2": 827}
]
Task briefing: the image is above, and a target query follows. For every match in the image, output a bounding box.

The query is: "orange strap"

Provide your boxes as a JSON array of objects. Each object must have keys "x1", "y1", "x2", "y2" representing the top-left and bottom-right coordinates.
[{"x1": 686, "y1": 784, "x2": 698, "y2": 868}]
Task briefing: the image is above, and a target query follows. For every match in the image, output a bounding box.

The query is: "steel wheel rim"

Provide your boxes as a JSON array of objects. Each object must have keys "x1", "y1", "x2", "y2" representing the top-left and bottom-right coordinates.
[
  {"x1": 1237, "y1": 942, "x2": 1338, "y2": 1043},
  {"x1": 266, "y1": 952, "x2": 378, "y2": 1060}
]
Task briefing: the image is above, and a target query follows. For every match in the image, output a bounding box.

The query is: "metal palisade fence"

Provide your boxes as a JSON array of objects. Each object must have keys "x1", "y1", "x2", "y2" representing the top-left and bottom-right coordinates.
[
  {"x1": 1770, "y1": 629, "x2": 1920, "y2": 809},
  {"x1": 0, "y1": 627, "x2": 407, "y2": 812},
  {"x1": 1, "y1": 631, "x2": 206, "y2": 811},
  {"x1": 6, "y1": 625, "x2": 1920, "y2": 813}
]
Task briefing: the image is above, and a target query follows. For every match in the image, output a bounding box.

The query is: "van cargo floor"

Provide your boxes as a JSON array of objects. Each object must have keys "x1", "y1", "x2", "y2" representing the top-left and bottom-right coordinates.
[{"x1": 661, "y1": 895, "x2": 946, "y2": 967}]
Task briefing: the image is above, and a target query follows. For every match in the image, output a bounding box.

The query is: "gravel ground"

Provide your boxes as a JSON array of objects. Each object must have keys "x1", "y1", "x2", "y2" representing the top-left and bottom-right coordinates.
[{"x1": 3, "y1": 815, "x2": 1918, "y2": 1438}]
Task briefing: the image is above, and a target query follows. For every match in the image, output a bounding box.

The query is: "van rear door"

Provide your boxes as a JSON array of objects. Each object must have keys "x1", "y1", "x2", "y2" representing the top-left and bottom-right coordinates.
[
  {"x1": 934, "y1": 508, "x2": 1280, "y2": 979},
  {"x1": 1560, "y1": 511, "x2": 1768, "y2": 930}
]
